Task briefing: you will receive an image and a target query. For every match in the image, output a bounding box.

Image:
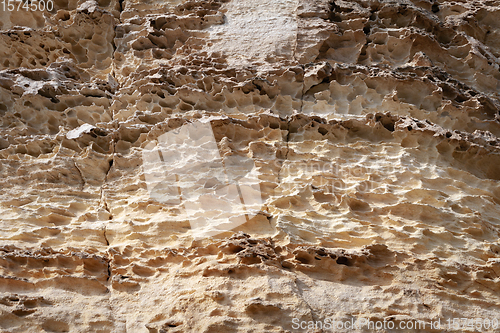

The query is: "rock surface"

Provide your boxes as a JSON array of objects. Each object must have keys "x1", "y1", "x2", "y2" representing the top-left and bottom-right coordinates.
[{"x1": 1, "y1": 0, "x2": 500, "y2": 332}]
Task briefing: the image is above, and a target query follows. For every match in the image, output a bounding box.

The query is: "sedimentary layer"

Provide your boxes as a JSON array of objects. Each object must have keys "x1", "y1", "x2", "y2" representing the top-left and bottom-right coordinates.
[{"x1": 1, "y1": 0, "x2": 500, "y2": 332}]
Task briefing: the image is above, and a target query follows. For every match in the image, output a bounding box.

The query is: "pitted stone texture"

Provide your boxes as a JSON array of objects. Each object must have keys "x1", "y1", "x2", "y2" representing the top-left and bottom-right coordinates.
[{"x1": 1, "y1": 0, "x2": 500, "y2": 332}]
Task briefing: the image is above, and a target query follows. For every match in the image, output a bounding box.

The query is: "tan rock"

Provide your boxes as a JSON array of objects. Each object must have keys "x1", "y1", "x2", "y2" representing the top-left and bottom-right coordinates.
[{"x1": 1, "y1": 0, "x2": 500, "y2": 332}]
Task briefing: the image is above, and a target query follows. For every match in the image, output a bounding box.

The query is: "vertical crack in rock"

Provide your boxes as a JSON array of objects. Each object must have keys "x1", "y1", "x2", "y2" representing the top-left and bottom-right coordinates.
[
  {"x1": 299, "y1": 64, "x2": 306, "y2": 115},
  {"x1": 103, "y1": 226, "x2": 110, "y2": 246},
  {"x1": 99, "y1": 137, "x2": 115, "y2": 216},
  {"x1": 73, "y1": 161, "x2": 86, "y2": 191},
  {"x1": 100, "y1": 139, "x2": 115, "y2": 248},
  {"x1": 104, "y1": 251, "x2": 111, "y2": 282}
]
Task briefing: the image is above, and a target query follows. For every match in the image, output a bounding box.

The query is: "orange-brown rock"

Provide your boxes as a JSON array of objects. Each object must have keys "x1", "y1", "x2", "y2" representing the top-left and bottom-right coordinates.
[{"x1": 1, "y1": 0, "x2": 500, "y2": 332}]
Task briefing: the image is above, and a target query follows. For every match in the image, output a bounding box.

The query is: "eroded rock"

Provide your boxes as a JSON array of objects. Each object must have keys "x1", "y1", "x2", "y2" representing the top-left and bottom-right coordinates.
[{"x1": 1, "y1": 0, "x2": 500, "y2": 332}]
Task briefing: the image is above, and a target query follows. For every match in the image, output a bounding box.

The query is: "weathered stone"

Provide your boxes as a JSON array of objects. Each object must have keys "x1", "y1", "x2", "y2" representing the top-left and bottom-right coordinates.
[{"x1": 1, "y1": 0, "x2": 500, "y2": 332}]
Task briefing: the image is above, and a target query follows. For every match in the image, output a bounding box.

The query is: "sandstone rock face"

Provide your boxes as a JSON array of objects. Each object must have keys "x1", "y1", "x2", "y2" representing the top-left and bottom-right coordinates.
[{"x1": 1, "y1": 0, "x2": 500, "y2": 332}]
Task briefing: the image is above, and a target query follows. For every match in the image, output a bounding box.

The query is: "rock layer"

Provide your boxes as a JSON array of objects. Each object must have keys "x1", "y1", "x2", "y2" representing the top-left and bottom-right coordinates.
[{"x1": 1, "y1": 0, "x2": 500, "y2": 332}]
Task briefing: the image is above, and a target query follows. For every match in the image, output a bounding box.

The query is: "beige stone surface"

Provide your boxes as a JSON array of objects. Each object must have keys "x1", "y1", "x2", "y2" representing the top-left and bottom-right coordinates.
[{"x1": 1, "y1": 0, "x2": 500, "y2": 332}]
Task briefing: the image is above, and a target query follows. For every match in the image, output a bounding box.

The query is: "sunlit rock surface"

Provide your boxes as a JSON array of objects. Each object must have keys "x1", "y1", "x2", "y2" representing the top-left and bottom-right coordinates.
[{"x1": 1, "y1": 0, "x2": 500, "y2": 332}]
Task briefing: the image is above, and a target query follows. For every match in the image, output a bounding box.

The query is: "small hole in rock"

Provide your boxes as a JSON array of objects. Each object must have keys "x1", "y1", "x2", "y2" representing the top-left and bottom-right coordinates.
[
  {"x1": 318, "y1": 127, "x2": 328, "y2": 135},
  {"x1": 336, "y1": 256, "x2": 350, "y2": 266}
]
